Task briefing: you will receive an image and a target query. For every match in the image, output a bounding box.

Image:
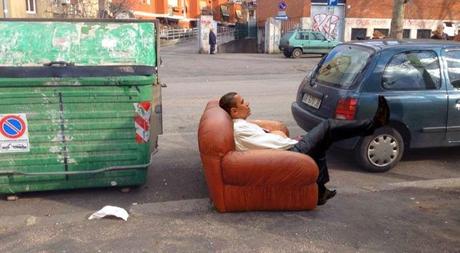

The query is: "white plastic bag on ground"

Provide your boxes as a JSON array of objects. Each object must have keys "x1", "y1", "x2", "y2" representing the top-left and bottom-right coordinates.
[{"x1": 88, "y1": 205, "x2": 129, "y2": 221}]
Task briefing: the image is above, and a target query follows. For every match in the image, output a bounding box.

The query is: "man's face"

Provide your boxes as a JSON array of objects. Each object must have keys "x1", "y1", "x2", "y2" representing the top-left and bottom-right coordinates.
[{"x1": 230, "y1": 94, "x2": 251, "y2": 119}]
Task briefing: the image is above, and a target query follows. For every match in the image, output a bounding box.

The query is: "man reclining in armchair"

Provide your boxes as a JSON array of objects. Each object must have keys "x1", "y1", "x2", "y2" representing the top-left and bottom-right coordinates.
[{"x1": 219, "y1": 92, "x2": 390, "y2": 205}]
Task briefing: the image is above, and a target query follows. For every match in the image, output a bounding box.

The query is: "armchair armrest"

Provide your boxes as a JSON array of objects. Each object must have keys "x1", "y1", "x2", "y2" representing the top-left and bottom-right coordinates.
[
  {"x1": 222, "y1": 150, "x2": 318, "y2": 187},
  {"x1": 249, "y1": 120, "x2": 290, "y2": 137}
]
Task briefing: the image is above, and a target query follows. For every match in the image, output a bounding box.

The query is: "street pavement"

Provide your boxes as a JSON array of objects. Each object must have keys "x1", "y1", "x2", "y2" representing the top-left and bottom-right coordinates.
[{"x1": 0, "y1": 40, "x2": 459, "y2": 253}]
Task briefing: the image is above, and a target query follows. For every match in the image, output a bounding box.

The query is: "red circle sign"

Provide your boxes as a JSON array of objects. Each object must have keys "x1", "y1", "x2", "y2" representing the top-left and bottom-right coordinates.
[{"x1": 0, "y1": 115, "x2": 26, "y2": 139}]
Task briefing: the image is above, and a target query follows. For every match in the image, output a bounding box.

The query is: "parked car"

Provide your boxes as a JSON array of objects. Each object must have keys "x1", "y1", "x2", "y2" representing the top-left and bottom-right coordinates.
[
  {"x1": 291, "y1": 40, "x2": 460, "y2": 172},
  {"x1": 279, "y1": 29, "x2": 340, "y2": 58}
]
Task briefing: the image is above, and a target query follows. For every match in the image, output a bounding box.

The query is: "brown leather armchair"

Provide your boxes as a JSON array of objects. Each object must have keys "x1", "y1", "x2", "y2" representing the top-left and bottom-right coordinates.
[{"x1": 198, "y1": 100, "x2": 319, "y2": 212}]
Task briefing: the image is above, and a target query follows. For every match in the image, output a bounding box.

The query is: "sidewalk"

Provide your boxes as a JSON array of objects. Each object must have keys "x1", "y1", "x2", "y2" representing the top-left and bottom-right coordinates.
[{"x1": 1, "y1": 180, "x2": 459, "y2": 253}]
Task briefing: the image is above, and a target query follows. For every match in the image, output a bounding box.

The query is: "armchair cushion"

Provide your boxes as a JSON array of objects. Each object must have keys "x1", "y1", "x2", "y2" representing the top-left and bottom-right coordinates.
[{"x1": 222, "y1": 150, "x2": 318, "y2": 186}]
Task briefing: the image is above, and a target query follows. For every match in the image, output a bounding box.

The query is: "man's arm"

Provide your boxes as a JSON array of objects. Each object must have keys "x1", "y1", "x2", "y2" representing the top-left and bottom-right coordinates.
[
  {"x1": 235, "y1": 125, "x2": 297, "y2": 150},
  {"x1": 248, "y1": 120, "x2": 290, "y2": 137},
  {"x1": 269, "y1": 130, "x2": 288, "y2": 138}
]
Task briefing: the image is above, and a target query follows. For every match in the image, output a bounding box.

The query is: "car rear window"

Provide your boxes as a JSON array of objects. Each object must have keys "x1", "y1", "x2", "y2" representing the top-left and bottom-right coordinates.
[
  {"x1": 283, "y1": 32, "x2": 294, "y2": 40},
  {"x1": 314, "y1": 45, "x2": 373, "y2": 89},
  {"x1": 280, "y1": 31, "x2": 294, "y2": 45}
]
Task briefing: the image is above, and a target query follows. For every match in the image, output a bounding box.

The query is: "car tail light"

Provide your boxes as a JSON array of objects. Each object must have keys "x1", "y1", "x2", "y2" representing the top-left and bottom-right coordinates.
[{"x1": 335, "y1": 97, "x2": 358, "y2": 120}]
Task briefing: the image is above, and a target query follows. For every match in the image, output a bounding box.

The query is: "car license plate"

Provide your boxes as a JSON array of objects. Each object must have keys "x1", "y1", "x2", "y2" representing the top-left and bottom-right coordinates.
[{"x1": 302, "y1": 93, "x2": 322, "y2": 109}]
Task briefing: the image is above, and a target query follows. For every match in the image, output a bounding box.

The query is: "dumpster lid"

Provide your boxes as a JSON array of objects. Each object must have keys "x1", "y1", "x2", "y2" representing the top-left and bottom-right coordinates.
[{"x1": 0, "y1": 20, "x2": 156, "y2": 78}]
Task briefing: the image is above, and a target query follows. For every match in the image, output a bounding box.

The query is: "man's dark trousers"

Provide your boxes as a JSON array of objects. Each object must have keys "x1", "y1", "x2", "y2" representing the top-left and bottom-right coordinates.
[
  {"x1": 209, "y1": 30, "x2": 217, "y2": 54},
  {"x1": 210, "y1": 44, "x2": 216, "y2": 54},
  {"x1": 289, "y1": 119, "x2": 375, "y2": 188}
]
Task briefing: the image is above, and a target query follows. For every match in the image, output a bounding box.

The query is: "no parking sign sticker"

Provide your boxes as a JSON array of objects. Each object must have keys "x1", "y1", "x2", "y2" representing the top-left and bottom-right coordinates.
[{"x1": 0, "y1": 114, "x2": 30, "y2": 153}]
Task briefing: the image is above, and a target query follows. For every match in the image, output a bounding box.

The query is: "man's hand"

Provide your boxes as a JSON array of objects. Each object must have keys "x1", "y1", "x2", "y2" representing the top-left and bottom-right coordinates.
[
  {"x1": 249, "y1": 120, "x2": 290, "y2": 137},
  {"x1": 269, "y1": 130, "x2": 288, "y2": 138}
]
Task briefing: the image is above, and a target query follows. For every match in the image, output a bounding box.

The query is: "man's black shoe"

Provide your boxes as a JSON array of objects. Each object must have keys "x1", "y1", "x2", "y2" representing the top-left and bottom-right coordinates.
[
  {"x1": 373, "y1": 95, "x2": 390, "y2": 128},
  {"x1": 317, "y1": 188, "x2": 337, "y2": 206}
]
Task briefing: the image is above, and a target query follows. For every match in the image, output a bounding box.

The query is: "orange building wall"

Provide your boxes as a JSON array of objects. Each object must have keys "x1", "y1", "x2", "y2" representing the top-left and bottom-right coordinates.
[
  {"x1": 257, "y1": 0, "x2": 460, "y2": 27},
  {"x1": 189, "y1": 0, "x2": 201, "y2": 19},
  {"x1": 232, "y1": 4, "x2": 242, "y2": 23},
  {"x1": 128, "y1": 0, "x2": 167, "y2": 15},
  {"x1": 345, "y1": 0, "x2": 460, "y2": 20},
  {"x1": 257, "y1": 0, "x2": 310, "y2": 26},
  {"x1": 155, "y1": 0, "x2": 168, "y2": 14},
  {"x1": 212, "y1": 0, "x2": 227, "y2": 21},
  {"x1": 128, "y1": 0, "x2": 248, "y2": 26}
]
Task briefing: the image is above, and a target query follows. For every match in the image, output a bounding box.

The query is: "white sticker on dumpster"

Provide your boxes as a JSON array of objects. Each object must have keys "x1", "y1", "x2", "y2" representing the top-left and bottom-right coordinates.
[{"x1": 0, "y1": 114, "x2": 30, "y2": 153}]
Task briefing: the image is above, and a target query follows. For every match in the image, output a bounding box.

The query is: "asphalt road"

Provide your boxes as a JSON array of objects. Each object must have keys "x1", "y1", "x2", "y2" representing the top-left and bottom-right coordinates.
[{"x1": 0, "y1": 40, "x2": 459, "y2": 252}]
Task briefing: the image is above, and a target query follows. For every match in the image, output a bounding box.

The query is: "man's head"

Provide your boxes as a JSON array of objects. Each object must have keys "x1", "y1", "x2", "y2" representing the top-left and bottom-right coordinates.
[{"x1": 219, "y1": 92, "x2": 251, "y2": 119}]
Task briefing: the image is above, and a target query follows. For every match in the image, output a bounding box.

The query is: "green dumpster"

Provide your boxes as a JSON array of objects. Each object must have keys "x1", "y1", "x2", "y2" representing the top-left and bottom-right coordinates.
[{"x1": 0, "y1": 19, "x2": 163, "y2": 195}]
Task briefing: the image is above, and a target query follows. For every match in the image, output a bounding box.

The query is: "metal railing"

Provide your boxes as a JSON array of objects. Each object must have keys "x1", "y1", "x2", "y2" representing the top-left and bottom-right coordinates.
[
  {"x1": 217, "y1": 26, "x2": 236, "y2": 45},
  {"x1": 160, "y1": 28, "x2": 198, "y2": 40},
  {"x1": 159, "y1": 26, "x2": 237, "y2": 45}
]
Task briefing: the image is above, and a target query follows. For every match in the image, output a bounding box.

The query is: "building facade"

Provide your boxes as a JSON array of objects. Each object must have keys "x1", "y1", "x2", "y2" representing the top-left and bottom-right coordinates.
[
  {"x1": 346, "y1": 0, "x2": 460, "y2": 40},
  {"x1": 1, "y1": 0, "x2": 248, "y2": 28},
  {"x1": 129, "y1": 0, "x2": 245, "y2": 27},
  {"x1": 1, "y1": 0, "x2": 103, "y2": 18},
  {"x1": 1, "y1": 0, "x2": 53, "y2": 18},
  {"x1": 257, "y1": 0, "x2": 460, "y2": 41}
]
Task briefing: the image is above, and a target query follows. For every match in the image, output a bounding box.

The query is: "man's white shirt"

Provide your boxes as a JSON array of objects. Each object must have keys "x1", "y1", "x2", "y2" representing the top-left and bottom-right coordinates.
[{"x1": 233, "y1": 119, "x2": 298, "y2": 151}]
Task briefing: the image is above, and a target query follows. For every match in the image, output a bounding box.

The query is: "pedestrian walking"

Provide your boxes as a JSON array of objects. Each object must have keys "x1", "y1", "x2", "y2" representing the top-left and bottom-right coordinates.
[{"x1": 209, "y1": 28, "x2": 217, "y2": 54}]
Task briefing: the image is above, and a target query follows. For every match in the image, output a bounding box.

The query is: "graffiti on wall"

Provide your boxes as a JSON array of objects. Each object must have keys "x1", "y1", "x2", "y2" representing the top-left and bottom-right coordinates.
[
  {"x1": 313, "y1": 14, "x2": 340, "y2": 40},
  {"x1": 311, "y1": 5, "x2": 345, "y2": 41},
  {"x1": 347, "y1": 18, "x2": 389, "y2": 28},
  {"x1": 198, "y1": 15, "x2": 217, "y2": 53},
  {"x1": 200, "y1": 17, "x2": 213, "y2": 41}
]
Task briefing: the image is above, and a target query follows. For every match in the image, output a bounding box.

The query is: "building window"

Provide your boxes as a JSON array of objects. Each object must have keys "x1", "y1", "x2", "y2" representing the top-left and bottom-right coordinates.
[
  {"x1": 220, "y1": 5, "x2": 229, "y2": 21},
  {"x1": 351, "y1": 28, "x2": 367, "y2": 40},
  {"x1": 403, "y1": 29, "x2": 411, "y2": 39},
  {"x1": 168, "y1": 0, "x2": 178, "y2": 7},
  {"x1": 220, "y1": 5, "x2": 229, "y2": 17},
  {"x1": 374, "y1": 28, "x2": 389, "y2": 37},
  {"x1": 296, "y1": 32, "x2": 310, "y2": 40},
  {"x1": 25, "y1": 0, "x2": 36, "y2": 13},
  {"x1": 235, "y1": 9, "x2": 242, "y2": 20},
  {"x1": 417, "y1": 29, "x2": 432, "y2": 39}
]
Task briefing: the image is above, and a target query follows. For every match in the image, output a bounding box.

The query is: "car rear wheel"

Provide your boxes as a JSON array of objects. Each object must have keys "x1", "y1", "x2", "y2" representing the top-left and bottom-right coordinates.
[
  {"x1": 292, "y1": 48, "x2": 302, "y2": 58},
  {"x1": 355, "y1": 126, "x2": 404, "y2": 172},
  {"x1": 283, "y1": 50, "x2": 291, "y2": 58}
]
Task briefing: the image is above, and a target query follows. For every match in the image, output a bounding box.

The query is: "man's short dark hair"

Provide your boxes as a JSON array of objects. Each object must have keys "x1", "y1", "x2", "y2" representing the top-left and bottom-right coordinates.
[{"x1": 219, "y1": 92, "x2": 237, "y2": 115}]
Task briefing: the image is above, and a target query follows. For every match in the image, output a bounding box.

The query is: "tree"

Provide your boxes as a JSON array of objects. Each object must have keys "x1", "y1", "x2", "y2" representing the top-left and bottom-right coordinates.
[
  {"x1": 390, "y1": 0, "x2": 410, "y2": 39},
  {"x1": 109, "y1": 0, "x2": 136, "y2": 18}
]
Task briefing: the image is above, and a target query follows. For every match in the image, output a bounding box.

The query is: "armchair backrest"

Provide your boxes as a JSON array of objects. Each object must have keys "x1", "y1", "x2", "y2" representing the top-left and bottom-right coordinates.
[
  {"x1": 198, "y1": 100, "x2": 235, "y2": 156},
  {"x1": 198, "y1": 100, "x2": 235, "y2": 212}
]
